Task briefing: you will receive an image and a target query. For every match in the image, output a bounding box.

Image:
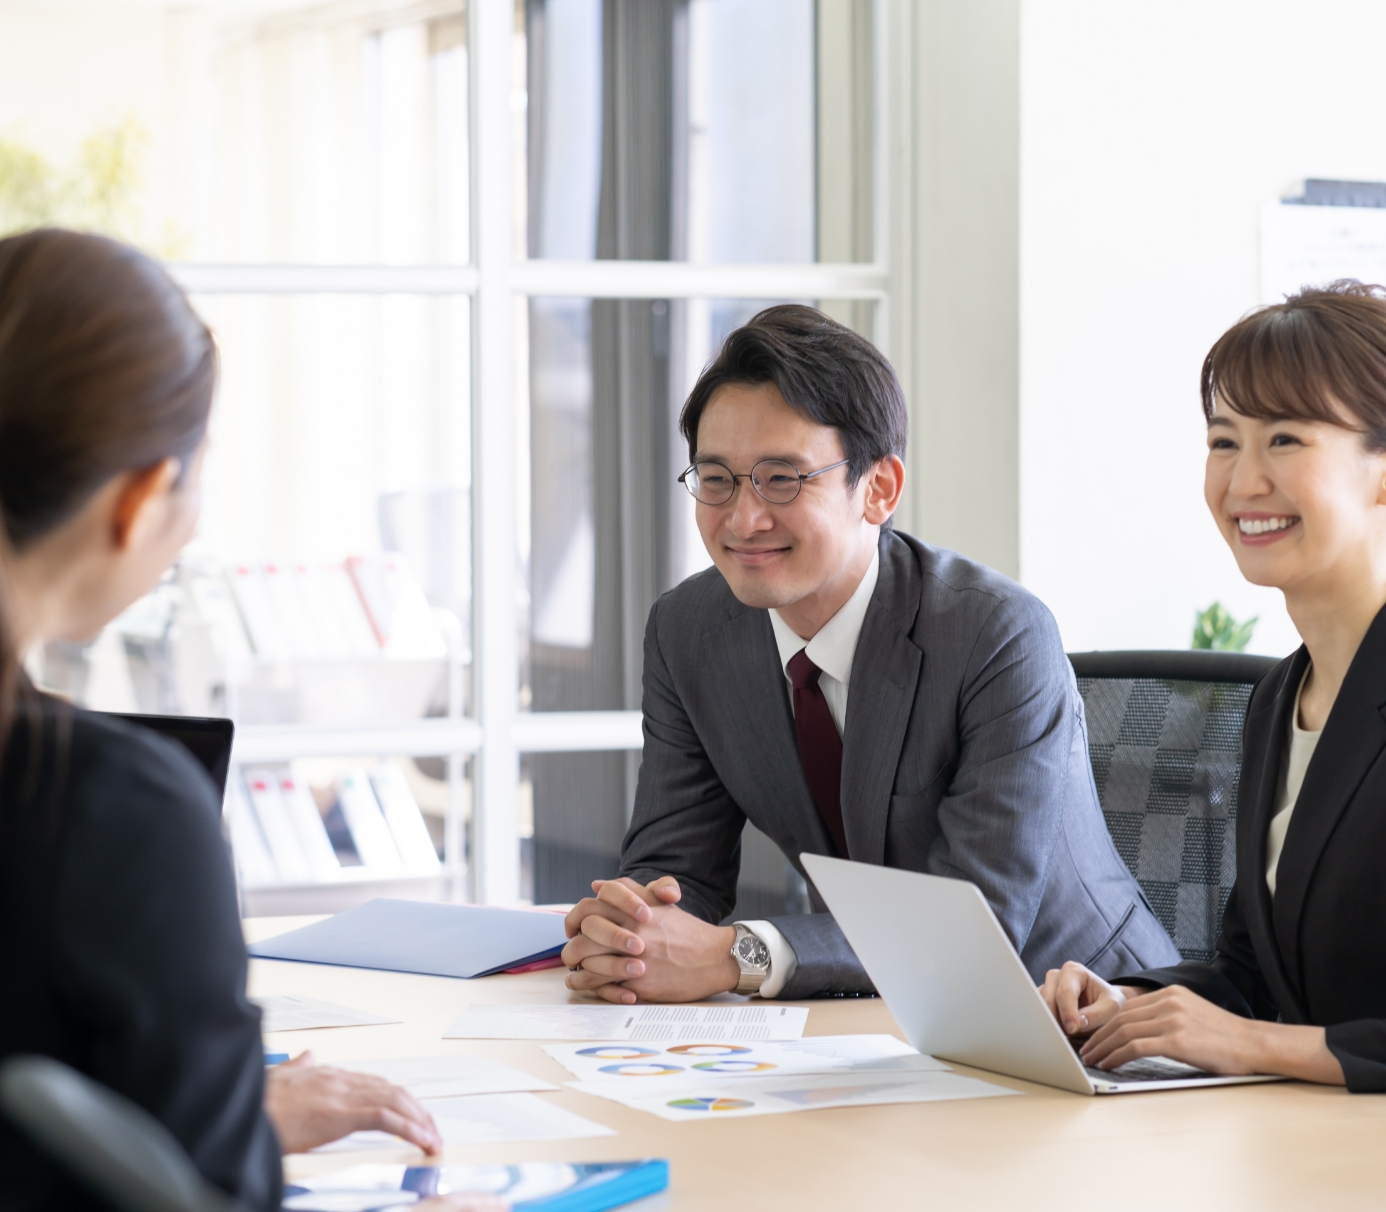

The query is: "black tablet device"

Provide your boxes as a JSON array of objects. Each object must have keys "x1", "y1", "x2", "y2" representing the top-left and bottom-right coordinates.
[{"x1": 107, "y1": 713, "x2": 236, "y2": 798}]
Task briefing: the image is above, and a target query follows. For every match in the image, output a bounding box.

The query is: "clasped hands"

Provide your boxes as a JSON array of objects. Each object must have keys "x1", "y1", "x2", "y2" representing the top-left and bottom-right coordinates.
[{"x1": 562, "y1": 875, "x2": 741, "y2": 1004}]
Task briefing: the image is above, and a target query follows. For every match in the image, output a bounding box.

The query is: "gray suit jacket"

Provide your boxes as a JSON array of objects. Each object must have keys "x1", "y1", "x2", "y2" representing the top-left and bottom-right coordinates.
[{"x1": 619, "y1": 530, "x2": 1180, "y2": 998}]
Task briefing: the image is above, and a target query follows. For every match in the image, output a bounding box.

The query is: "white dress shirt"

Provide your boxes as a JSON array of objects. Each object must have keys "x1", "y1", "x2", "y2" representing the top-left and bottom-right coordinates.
[
  {"x1": 1266, "y1": 668, "x2": 1322, "y2": 897},
  {"x1": 736, "y1": 550, "x2": 880, "y2": 997}
]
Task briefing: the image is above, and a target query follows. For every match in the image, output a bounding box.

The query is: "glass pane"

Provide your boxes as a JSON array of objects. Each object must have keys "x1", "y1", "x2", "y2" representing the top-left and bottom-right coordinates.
[
  {"x1": 520, "y1": 294, "x2": 876, "y2": 715},
  {"x1": 0, "y1": 5, "x2": 469, "y2": 263},
  {"x1": 517, "y1": 294, "x2": 874, "y2": 905},
  {"x1": 32, "y1": 294, "x2": 473, "y2": 727},
  {"x1": 521, "y1": 751, "x2": 631, "y2": 904},
  {"x1": 521, "y1": 0, "x2": 872, "y2": 263}
]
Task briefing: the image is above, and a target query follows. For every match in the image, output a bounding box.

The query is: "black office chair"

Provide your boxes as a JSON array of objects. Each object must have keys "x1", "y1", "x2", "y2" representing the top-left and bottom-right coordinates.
[
  {"x1": 0, "y1": 1055, "x2": 244, "y2": 1212},
  {"x1": 1069, "y1": 650, "x2": 1278, "y2": 962}
]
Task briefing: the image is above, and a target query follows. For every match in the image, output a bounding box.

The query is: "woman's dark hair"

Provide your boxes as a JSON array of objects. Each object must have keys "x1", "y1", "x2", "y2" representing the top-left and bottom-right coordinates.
[
  {"x1": 1202, "y1": 280, "x2": 1386, "y2": 447},
  {"x1": 679, "y1": 304, "x2": 908, "y2": 486},
  {"x1": 0, "y1": 228, "x2": 215, "y2": 766}
]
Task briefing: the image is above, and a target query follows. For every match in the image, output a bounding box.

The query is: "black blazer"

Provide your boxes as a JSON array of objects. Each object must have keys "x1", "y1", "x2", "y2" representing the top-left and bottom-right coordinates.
[
  {"x1": 1128, "y1": 604, "x2": 1386, "y2": 1092},
  {"x1": 0, "y1": 696, "x2": 281, "y2": 1209}
]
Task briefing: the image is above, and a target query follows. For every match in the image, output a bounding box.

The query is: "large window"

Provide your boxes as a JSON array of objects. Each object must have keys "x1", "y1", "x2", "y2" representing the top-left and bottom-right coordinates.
[{"x1": 2, "y1": 0, "x2": 886, "y2": 913}]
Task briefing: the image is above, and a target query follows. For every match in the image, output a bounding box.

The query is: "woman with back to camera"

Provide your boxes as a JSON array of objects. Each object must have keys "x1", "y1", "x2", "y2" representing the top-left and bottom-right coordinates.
[
  {"x1": 1040, "y1": 280, "x2": 1386, "y2": 1091},
  {"x1": 0, "y1": 228, "x2": 501, "y2": 1209}
]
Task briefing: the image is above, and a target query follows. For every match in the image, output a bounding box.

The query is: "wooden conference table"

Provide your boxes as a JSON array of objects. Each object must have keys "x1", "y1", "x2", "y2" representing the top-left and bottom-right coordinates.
[{"x1": 247, "y1": 917, "x2": 1386, "y2": 1211}]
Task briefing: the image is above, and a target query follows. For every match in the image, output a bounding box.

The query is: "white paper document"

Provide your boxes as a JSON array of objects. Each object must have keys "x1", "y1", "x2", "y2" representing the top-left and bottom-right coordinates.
[
  {"x1": 570, "y1": 1067, "x2": 1016, "y2": 1122},
  {"x1": 544, "y1": 1034, "x2": 944, "y2": 1084},
  {"x1": 254, "y1": 995, "x2": 400, "y2": 1034},
  {"x1": 443, "y1": 1003, "x2": 808, "y2": 1042},
  {"x1": 310, "y1": 1093, "x2": 615, "y2": 1152},
  {"x1": 342, "y1": 1055, "x2": 556, "y2": 1099}
]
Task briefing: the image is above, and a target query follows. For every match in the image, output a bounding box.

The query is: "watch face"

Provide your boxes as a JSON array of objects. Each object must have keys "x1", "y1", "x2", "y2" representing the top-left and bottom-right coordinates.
[{"x1": 736, "y1": 934, "x2": 770, "y2": 968}]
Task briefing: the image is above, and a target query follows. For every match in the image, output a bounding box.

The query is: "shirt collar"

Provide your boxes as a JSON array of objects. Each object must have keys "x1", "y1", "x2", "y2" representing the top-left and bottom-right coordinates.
[{"x1": 767, "y1": 547, "x2": 880, "y2": 686}]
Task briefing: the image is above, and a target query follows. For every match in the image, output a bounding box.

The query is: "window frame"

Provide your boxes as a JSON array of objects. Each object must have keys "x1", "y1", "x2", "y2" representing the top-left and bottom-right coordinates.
[{"x1": 169, "y1": 0, "x2": 891, "y2": 905}]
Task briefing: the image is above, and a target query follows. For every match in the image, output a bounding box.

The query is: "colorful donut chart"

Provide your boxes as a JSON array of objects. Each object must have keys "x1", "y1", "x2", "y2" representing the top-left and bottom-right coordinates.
[
  {"x1": 575, "y1": 1046, "x2": 660, "y2": 1060},
  {"x1": 666, "y1": 1096, "x2": 755, "y2": 1112},
  {"x1": 665, "y1": 1043, "x2": 753, "y2": 1056},
  {"x1": 691, "y1": 1059, "x2": 778, "y2": 1073},
  {"x1": 597, "y1": 1062, "x2": 685, "y2": 1077}
]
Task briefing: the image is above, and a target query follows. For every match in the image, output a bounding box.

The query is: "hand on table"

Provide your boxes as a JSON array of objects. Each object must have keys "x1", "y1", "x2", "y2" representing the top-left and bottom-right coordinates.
[
  {"x1": 264, "y1": 1052, "x2": 442, "y2": 1155},
  {"x1": 561, "y1": 876, "x2": 739, "y2": 1004}
]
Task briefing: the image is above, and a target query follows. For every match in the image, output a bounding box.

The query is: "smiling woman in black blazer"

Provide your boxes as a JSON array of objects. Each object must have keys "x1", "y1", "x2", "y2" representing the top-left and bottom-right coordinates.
[{"x1": 1041, "y1": 280, "x2": 1386, "y2": 1091}]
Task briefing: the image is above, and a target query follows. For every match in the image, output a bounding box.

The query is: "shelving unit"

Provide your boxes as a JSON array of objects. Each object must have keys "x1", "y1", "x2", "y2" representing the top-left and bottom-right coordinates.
[{"x1": 227, "y1": 607, "x2": 644, "y2": 914}]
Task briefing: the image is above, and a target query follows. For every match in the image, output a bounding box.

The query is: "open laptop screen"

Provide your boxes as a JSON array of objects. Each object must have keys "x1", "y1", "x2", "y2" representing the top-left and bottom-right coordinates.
[{"x1": 106, "y1": 713, "x2": 235, "y2": 799}]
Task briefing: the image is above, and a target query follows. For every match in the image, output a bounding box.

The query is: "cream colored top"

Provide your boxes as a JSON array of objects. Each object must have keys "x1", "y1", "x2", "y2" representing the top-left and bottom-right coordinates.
[{"x1": 1265, "y1": 668, "x2": 1322, "y2": 897}]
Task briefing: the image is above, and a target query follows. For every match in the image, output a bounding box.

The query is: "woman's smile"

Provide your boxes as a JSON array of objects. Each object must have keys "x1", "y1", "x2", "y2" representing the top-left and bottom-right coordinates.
[{"x1": 1234, "y1": 512, "x2": 1301, "y2": 545}]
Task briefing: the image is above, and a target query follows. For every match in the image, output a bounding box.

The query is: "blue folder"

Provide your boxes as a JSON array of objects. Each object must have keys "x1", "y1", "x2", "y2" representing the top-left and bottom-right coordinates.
[
  {"x1": 283, "y1": 1159, "x2": 670, "y2": 1212},
  {"x1": 247, "y1": 897, "x2": 569, "y2": 979}
]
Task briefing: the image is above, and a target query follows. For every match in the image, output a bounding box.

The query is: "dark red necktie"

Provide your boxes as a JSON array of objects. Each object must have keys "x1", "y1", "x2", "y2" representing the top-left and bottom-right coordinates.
[{"x1": 787, "y1": 649, "x2": 849, "y2": 858}]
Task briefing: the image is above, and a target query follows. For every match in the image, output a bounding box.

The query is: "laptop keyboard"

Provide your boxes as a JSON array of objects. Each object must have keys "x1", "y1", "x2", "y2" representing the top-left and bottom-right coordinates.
[{"x1": 1084, "y1": 1057, "x2": 1210, "y2": 1083}]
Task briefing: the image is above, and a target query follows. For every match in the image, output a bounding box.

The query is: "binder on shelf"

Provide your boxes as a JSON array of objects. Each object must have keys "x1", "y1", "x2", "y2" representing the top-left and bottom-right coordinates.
[
  {"x1": 224, "y1": 780, "x2": 277, "y2": 887},
  {"x1": 336, "y1": 769, "x2": 404, "y2": 875},
  {"x1": 228, "y1": 565, "x2": 292, "y2": 661},
  {"x1": 263, "y1": 768, "x2": 341, "y2": 880},
  {"x1": 243, "y1": 770, "x2": 314, "y2": 884},
  {"x1": 347, "y1": 554, "x2": 447, "y2": 659},
  {"x1": 369, "y1": 762, "x2": 442, "y2": 874},
  {"x1": 260, "y1": 563, "x2": 325, "y2": 660},
  {"x1": 296, "y1": 563, "x2": 374, "y2": 659}
]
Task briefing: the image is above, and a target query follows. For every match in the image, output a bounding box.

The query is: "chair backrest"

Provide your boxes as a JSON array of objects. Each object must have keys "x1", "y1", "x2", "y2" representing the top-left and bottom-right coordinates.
[
  {"x1": 1069, "y1": 650, "x2": 1279, "y2": 962},
  {"x1": 0, "y1": 1055, "x2": 243, "y2": 1212}
]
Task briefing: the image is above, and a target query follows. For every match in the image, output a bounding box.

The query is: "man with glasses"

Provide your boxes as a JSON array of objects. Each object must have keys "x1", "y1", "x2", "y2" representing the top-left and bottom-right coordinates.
[{"x1": 562, "y1": 305, "x2": 1178, "y2": 1002}]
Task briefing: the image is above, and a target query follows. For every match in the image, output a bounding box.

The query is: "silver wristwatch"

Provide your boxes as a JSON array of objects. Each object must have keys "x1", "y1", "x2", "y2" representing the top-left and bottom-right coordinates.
[{"x1": 731, "y1": 924, "x2": 771, "y2": 995}]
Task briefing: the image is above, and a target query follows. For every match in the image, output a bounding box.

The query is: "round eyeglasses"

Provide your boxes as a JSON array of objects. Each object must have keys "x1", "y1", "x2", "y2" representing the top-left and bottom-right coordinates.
[{"x1": 677, "y1": 458, "x2": 850, "y2": 506}]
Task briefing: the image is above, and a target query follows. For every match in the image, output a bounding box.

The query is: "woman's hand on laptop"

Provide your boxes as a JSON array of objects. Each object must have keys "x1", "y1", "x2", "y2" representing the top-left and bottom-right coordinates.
[
  {"x1": 1038, "y1": 961, "x2": 1138, "y2": 1037},
  {"x1": 1078, "y1": 985, "x2": 1343, "y2": 1082},
  {"x1": 265, "y1": 1052, "x2": 443, "y2": 1154}
]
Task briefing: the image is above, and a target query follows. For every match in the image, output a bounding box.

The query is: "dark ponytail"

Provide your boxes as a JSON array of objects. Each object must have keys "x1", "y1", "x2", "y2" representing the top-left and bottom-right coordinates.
[{"x1": 0, "y1": 229, "x2": 215, "y2": 795}]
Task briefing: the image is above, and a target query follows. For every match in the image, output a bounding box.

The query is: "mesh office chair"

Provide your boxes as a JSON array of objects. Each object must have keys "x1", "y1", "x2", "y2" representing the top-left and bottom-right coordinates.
[
  {"x1": 0, "y1": 1055, "x2": 243, "y2": 1212},
  {"x1": 1069, "y1": 650, "x2": 1278, "y2": 962}
]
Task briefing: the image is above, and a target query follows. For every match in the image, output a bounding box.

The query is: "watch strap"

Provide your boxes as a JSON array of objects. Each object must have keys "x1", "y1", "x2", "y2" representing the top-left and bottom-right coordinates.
[{"x1": 732, "y1": 924, "x2": 769, "y2": 995}]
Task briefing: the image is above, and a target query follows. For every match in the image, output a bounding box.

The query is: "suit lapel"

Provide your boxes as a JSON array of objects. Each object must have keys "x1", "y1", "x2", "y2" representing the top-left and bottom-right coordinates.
[
  {"x1": 699, "y1": 602, "x2": 837, "y2": 857},
  {"x1": 1235, "y1": 648, "x2": 1308, "y2": 1021},
  {"x1": 840, "y1": 535, "x2": 923, "y2": 865},
  {"x1": 1273, "y1": 604, "x2": 1386, "y2": 992}
]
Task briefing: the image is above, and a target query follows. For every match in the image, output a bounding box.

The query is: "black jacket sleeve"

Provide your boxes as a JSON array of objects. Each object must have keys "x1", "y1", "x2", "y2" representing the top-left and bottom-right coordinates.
[
  {"x1": 1118, "y1": 876, "x2": 1276, "y2": 1020},
  {"x1": 49, "y1": 723, "x2": 281, "y2": 1209}
]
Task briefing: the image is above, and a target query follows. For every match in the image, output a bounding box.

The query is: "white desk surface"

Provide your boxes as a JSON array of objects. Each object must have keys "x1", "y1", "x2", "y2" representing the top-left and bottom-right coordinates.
[{"x1": 246, "y1": 916, "x2": 1386, "y2": 1210}]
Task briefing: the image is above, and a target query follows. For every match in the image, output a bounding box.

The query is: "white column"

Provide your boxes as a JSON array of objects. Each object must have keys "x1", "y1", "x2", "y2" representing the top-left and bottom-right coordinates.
[{"x1": 471, "y1": 0, "x2": 520, "y2": 904}]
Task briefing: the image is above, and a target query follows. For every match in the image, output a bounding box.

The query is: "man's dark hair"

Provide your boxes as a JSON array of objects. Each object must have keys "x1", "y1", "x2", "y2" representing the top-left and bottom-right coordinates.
[{"x1": 679, "y1": 304, "x2": 908, "y2": 486}]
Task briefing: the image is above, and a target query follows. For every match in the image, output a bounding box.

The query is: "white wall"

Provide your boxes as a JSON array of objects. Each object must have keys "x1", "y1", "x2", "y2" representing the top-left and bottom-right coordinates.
[{"x1": 1019, "y1": 0, "x2": 1386, "y2": 657}]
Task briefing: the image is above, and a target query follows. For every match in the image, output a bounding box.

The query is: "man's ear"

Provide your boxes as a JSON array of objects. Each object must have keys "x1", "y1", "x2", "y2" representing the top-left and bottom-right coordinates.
[
  {"x1": 862, "y1": 454, "x2": 906, "y2": 526},
  {"x1": 111, "y1": 458, "x2": 182, "y2": 551}
]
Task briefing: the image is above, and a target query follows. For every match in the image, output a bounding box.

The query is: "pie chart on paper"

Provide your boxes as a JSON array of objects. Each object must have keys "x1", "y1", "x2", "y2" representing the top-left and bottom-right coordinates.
[
  {"x1": 576, "y1": 1046, "x2": 660, "y2": 1060},
  {"x1": 666, "y1": 1096, "x2": 754, "y2": 1113},
  {"x1": 598, "y1": 1062, "x2": 684, "y2": 1077}
]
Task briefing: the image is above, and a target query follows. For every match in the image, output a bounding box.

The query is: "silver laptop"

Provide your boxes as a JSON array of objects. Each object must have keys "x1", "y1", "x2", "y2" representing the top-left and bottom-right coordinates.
[{"x1": 802, "y1": 853, "x2": 1283, "y2": 1095}]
